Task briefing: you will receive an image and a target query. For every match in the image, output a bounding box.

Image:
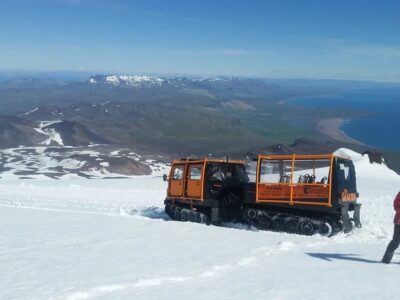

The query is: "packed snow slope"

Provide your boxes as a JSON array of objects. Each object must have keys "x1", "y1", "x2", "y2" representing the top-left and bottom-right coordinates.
[{"x1": 0, "y1": 149, "x2": 399, "y2": 300}]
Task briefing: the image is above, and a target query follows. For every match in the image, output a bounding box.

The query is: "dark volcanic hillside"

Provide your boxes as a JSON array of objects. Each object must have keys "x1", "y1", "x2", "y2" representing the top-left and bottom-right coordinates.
[
  {"x1": 23, "y1": 101, "x2": 268, "y2": 153},
  {"x1": 0, "y1": 116, "x2": 45, "y2": 147},
  {"x1": 42, "y1": 121, "x2": 110, "y2": 146},
  {"x1": 0, "y1": 115, "x2": 109, "y2": 149}
]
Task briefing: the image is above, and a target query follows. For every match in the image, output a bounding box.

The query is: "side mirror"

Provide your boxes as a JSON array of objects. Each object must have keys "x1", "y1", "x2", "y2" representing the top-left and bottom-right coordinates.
[{"x1": 163, "y1": 174, "x2": 168, "y2": 182}]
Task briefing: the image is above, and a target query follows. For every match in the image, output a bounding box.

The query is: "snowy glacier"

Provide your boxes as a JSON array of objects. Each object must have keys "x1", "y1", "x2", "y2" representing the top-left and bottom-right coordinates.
[{"x1": 0, "y1": 149, "x2": 399, "y2": 300}]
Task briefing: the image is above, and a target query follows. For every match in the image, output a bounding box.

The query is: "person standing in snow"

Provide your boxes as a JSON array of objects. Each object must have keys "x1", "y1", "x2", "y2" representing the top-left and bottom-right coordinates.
[{"x1": 382, "y1": 192, "x2": 400, "y2": 264}]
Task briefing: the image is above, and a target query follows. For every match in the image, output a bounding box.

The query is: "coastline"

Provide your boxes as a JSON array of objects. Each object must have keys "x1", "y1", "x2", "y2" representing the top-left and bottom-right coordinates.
[
  {"x1": 277, "y1": 92, "x2": 340, "y2": 105},
  {"x1": 281, "y1": 87, "x2": 400, "y2": 152},
  {"x1": 315, "y1": 118, "x2": 365, "y2": 145}
]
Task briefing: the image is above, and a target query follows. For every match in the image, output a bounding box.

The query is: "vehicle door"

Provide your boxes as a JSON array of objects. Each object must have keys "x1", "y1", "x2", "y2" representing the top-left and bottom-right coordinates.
[
  {"x1": 185, "y1": 164, "x2": 203, "y2": 199},
  {"x1": 169, "y1": 164, "x2": 185, "y2": 197}
]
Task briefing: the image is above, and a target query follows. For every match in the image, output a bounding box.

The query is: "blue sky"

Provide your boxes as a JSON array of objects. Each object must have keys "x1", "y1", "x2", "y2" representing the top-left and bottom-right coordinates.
[{"x1": 0, "y1": 0, "x2": 399, "y2": 81}]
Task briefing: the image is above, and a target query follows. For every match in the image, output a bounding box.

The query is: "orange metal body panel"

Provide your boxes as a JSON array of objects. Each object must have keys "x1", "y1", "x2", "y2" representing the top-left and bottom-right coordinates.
[
  {"x1": 292, "y1": 184, "x2": 329, "y2": 199},
  {"x1": 258, "y1": 183, "x2": 291, "y2": 200}
]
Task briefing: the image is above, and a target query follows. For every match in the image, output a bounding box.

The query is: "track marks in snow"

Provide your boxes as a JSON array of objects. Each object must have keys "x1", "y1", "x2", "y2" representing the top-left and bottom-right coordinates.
[
  {"x1": 133, "y1": 276, "x2": 187, "y2": 287},
  {"x1": 199, "y1": 255, "x2": 259, "y2": 278},
  {"x1": 66, "y1": 284, "x2": 126, "y2": 300},
  {"x1": 277, "y1": 241, "x2": 296, "y2": 251},
  {"x1": 65, "y1": 277, "x2": 190, "y2": 300},
  {"x1": 199, "y1": 265, "x2": 231, "y2": 278},
  {"x1": 64, "y1": 243, "x2": 294, "y2": 299},
  {"x1": 237, "y1": 256, "x2": 257, "y2": 266},
  {"x1": 65, "y1": 255, "x2": 258, "y2": 299}
]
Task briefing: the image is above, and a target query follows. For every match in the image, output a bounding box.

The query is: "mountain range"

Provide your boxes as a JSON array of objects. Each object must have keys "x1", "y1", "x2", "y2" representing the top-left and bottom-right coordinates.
[{"x1": 0, "y1": 74, "x2": 399, "y2": 176}]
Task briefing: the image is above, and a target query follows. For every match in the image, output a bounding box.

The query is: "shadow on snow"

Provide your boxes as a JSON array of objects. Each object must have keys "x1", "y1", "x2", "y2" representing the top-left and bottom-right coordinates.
[{"x1": 306, "y1": 253, "x2": 380, "y2": 264}]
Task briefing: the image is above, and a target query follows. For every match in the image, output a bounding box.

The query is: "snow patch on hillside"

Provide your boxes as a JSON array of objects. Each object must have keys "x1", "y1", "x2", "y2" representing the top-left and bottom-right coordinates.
[
  {"x1": 0, "y1": 146, "x2": 169, "y2": 179},
  {"x1": 145, "y1": 159, "x2": 170, "y2": 176},
  {"x1": 19, "y1": 107, "x2": 38, "y2": 116},
  {"x1": 34, "y1": 120, "x2": 64, "y2": 146}
]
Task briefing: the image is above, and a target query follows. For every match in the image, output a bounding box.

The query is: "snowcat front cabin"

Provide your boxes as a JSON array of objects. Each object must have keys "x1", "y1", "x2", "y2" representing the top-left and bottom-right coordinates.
[
  {"x1": 164, "y1": 158, "x2": 248, "y2": 224},
  {"x1": 243, "y1": 154, "x2": 361, "y2": 236}
]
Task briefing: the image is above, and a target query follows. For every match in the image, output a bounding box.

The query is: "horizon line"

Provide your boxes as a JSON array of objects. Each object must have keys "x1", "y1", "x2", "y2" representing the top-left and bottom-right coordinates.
[{"x1": 0, "y1": 69, "x2": 400, "y2": 84}]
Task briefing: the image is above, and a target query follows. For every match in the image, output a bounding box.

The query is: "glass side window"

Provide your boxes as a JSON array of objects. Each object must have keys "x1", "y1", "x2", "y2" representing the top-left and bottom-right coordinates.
[
  {"x1": 235, "y1": 165, "x2": 249, "y2": 183},
  {"x1": 245, "y1": 161, "x2": 257, "y2": 182},
  {"x1": 292, "y1": 159, "x2": 330, "y2": 184},
  {"x1": 259, "y1": 159, "x2": 292, "y2": 183},
  {"x1": 172, "y1": 166, "x2": 184, "y2": 180},
  {"x1": 189, "y1": 167, "x2": 202, "y2": 180},
  {"x1": 209, "y1": 165, "x2": 224, "y2": 181}
]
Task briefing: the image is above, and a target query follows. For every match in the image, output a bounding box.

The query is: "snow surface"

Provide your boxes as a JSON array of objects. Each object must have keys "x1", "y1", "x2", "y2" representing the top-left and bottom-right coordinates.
[{"x1": 1, "y1": 149, "x2": 400, "y2": 300}]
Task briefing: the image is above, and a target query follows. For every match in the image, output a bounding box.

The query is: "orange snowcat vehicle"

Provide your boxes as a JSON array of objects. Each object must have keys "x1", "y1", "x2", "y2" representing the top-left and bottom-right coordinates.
[{"x1": 164, "y1": 154, "x2": 361, "y2": 236}]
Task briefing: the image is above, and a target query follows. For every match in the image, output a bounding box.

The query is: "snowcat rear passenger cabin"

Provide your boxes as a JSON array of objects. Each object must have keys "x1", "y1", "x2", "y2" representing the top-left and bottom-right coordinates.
[
  {"x1": 244, "y1": 154, "x2": 361, "y2": 234},
  {"x1": 165, "y1": 159, "x2": 248, "y2": 224}
]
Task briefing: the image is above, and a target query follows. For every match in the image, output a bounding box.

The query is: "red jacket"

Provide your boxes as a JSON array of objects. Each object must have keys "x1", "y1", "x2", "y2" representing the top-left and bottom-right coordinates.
[{"x1": 394, "y1": 192, "x2": 400, "y2": 224}]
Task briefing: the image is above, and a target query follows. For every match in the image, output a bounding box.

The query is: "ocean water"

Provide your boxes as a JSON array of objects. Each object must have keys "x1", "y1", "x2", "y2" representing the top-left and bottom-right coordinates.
[{"x1": 288, "y1": 87, "x2": 400, "y2": 150}]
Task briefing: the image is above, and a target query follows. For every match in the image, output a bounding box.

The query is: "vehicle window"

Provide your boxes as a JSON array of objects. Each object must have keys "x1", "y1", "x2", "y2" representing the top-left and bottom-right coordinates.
[
  {"x1": 339, "y1": 163, "x2": 351, "y2": 181},
  {"x1": 245, "y1": 161, "x2": 257, "y2": 182},
  {"x1": 235, "y1": 165, "x2": 249, "y2": 183},
  {"x1": 173, "y1": 166, "x2": 184, "y2": 180},
  {"x1": 292, "y1": 159, "x2": 330, "y2": 184},
  {"x1": 190, "y1": 166, "x2": 202, "y2": 180},
  {"x1": 260, "y1": 159, "x2": 292, "y2": 183},
  {"x1": 209, "y1": 165, "x2": 224, "y2": 181}
]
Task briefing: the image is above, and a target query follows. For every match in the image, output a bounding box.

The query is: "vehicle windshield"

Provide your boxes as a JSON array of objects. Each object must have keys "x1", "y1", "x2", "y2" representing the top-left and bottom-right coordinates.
[
  {"x1": 336, "y1": 159, "x2": 357, "y2": 192},
  {"x1": 208, "y1": 163, "x2": 249, "y2": 183}
]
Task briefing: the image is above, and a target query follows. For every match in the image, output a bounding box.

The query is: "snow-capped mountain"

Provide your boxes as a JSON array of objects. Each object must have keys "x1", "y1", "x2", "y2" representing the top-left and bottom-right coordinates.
[
  {"x1": 89, "y1": 75, "x2": 166, "y2": 87},
  {"x1": 87, "y1": 74, "x2": 258, "y2": 89}
]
